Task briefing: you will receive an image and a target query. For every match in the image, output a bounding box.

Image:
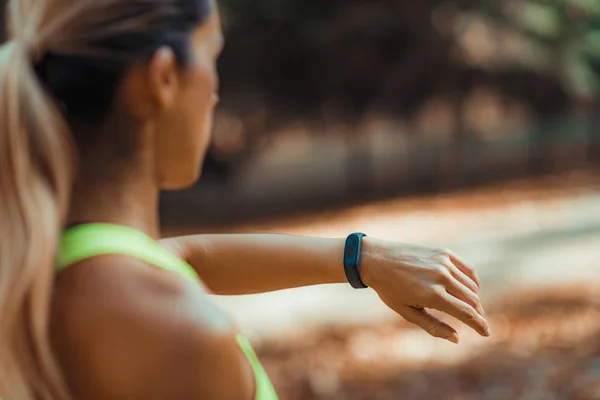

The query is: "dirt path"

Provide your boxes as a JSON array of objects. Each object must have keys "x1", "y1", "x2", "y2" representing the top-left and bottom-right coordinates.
[{"x1": 257, "y1": 285, "x2": 600, "y2": 400}]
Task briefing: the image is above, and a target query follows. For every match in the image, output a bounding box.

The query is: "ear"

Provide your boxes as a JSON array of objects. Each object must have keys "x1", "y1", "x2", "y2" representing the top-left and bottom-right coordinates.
[{"x1": 146, "y1": 46, "x2": 180, "y2": 109}]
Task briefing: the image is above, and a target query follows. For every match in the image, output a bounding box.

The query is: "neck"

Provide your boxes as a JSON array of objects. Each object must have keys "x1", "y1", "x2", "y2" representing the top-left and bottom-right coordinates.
[
  {"x1": 66, "y1": 120, "x2": 161, "y2": 239},
  {"x1": 67, "y1": 171, "x2": 160, "y2": 239}
]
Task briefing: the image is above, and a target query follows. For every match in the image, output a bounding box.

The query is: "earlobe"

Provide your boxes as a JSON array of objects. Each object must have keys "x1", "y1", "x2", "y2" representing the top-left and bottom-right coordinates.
[{"x1": 147, "y1": 46, "x2": 179, "y2": 108}]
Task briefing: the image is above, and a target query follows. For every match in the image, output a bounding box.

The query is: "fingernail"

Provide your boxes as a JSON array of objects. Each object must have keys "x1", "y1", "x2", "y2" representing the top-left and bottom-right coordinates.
[
  {"x1": 485, "y1": 326, "x2": 492, "y2": 336},
  {"x1": 447, "y1": 335, "x2": 459, "y2": 344}
]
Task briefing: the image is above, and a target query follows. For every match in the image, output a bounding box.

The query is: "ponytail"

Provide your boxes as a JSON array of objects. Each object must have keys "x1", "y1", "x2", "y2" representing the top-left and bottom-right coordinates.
[{"x1": 0, "y1": 23, "x2": 73, "y2": 400}]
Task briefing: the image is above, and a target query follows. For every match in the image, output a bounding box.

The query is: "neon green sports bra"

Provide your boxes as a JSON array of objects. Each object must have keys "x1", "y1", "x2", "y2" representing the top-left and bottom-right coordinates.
[{"x1": 56, "y1": 223, "x2": 278, "y2": 400}]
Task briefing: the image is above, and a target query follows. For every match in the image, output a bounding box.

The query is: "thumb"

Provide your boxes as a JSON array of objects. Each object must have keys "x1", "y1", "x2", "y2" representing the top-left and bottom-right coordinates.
[{"x1": 398, "y1": 306, "x2": 460, "y2": 344}]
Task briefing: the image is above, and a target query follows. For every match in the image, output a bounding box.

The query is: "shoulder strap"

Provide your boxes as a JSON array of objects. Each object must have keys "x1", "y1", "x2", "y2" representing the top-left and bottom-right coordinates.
[
  {"x1": 57, "y1": 223, "x2": 199, "y2": 281},
  {"x1": 236, "y1": 334, "x2": 279, "y2": 400},
  {"x1": 58, "y1": 223, "x2": 279, "y2": 400}
]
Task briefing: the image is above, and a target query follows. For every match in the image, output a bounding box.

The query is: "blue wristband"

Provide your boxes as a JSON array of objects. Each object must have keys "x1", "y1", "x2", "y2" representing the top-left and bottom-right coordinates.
[{"x1": 343, "y1": 232, "x2": 368, "y2": 289}]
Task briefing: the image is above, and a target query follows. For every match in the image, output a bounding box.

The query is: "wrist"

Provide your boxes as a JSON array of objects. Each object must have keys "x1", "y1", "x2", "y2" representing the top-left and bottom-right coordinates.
[
  {"x1": 323, "y1": 237, "x2": 351, "y2": 284},
  {"x1": 321, "y1": 235, "x2": 379, "y2": 287},
  {"x1": 358, "y1": 236, "x2": 379, "y2": 288}
]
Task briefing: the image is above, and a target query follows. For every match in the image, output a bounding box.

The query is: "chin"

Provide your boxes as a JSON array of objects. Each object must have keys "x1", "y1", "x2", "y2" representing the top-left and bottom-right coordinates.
[{"x1": 160, "y1": 168, "x2": 202, "y2": 191}]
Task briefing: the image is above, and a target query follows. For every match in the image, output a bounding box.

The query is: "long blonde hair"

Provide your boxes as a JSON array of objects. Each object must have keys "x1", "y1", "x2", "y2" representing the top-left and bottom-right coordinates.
[
  {"x1": 0, "y1": 0, "x2": 212, "y2": 398},
  {"x1": 0, "y1": 0, "x2": 73, "y2": 398}
]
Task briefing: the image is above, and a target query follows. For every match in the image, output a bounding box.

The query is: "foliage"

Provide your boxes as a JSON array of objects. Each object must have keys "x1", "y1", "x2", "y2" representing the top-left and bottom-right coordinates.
[
  {"x1": 216, "y1": 0, "x2": 481, "y2": 123},
  {"x1": 483, "y1": 0, "x2": 600, "y2": 98}
]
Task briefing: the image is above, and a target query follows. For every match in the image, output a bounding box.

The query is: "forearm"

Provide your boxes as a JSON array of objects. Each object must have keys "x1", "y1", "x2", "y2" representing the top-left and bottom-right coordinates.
[{"x1": 168, "y1": 234, "x2": 349, "y2": 295}]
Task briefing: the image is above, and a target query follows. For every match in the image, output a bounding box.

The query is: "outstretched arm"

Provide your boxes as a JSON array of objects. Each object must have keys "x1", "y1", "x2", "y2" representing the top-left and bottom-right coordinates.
[
  {"x1": 161, "y1": 233, "x2": 491, "y2": 343},
  {"x1": 162, "y1": 234, "x2": 347, "y2": 294}
]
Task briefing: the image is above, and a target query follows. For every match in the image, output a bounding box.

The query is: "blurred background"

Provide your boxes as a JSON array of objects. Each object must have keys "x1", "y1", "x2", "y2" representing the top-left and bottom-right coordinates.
[
  {"x1": 4, "y1": 0, "x2": 600, "y2": 399},
  {"x1": 161, "y1": 1, "x2": 600, "y2": 398}
]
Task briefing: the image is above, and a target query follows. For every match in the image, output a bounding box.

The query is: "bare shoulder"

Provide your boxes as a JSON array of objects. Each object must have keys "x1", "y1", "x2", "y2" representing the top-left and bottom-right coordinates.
[{"x1": 51, "y1": 255, "x2": 254, "y2": 399}]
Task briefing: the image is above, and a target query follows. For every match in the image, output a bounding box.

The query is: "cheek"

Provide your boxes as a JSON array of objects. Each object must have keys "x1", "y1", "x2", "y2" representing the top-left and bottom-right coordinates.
[
  {"x1": 194, "y1": 64, "x2": 218, "y2": 123},
  {"x1": 187, "y1": 62, "x2": 218, "y2": 144},
  {"x1": 193, "y1": 60, "x2": 218, "y2": 103}
]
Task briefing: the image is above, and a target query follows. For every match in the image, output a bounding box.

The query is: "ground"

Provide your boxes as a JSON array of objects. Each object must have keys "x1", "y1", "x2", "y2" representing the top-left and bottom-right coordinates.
[{"x1": 257, "y1": 285, "x2": 600, "y2": 400}]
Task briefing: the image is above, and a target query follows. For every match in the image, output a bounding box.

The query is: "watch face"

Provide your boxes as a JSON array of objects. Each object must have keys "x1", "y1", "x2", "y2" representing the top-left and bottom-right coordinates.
[
  {"x1": 344, "y1": 235, "x2": 359, "y2": 266},
  {"x1": 347, "y1": 245, "x2": 356, "y2": 258},
  {"x1": 343, "y1": 234, "x2": 368, "y2": 288}
]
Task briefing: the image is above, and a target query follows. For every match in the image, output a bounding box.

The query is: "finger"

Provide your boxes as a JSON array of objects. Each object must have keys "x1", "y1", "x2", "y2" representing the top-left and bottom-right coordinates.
[
  {"x1": 446, "y1": 261, "x2": 479, "y2": 295},
  {"x1": 444, "y1": 275, "x2": 486, "y2": 317},
  {"x1": 431, "y1": 291, "x2": 491, "y2": 337},
  {"x1": 399, "y1": 305, "x2": 459, "y2": 344},
  {"x1": 448, "y1": 251, "x2": 480, "y2": 287}
]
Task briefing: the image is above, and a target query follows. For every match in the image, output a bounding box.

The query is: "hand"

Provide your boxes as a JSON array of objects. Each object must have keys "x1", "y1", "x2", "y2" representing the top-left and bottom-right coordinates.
[{"x1": 360, "y1": 238, "x2": 491, "y2": 344}]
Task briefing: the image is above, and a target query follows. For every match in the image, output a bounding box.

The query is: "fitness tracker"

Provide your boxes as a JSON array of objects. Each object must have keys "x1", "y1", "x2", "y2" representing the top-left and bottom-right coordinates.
[{"x1": 343, "y1": 232, "x2": 368, "y2": 289}]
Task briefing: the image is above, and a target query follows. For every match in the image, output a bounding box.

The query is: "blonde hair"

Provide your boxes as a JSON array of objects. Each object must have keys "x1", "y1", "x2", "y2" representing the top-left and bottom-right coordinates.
[
  {"x1": 0, "y1": 0, "x2": 74, "y2": 398},
  {"x1": 0, "y1": 0, "x2": 211, "y2": 398}
]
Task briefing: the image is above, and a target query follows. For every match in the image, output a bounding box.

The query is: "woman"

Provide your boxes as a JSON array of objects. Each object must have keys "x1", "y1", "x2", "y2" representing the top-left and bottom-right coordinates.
[{"x1": 0, "y1": 0, "x2": 490, "y2": 398}]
